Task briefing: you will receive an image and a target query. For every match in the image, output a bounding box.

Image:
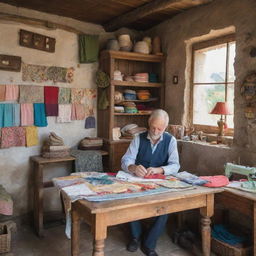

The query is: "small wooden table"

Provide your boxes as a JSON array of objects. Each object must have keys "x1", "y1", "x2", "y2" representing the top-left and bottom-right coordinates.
[
  {"x1": 71, "y1": 187, "x2": 222, "y2": 256},
  {"x1": 215, "y1": 188, "x2": 256, "y2": 255}
]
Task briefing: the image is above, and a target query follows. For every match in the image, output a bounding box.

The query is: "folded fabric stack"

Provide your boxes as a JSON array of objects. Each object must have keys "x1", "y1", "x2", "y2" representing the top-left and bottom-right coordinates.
[
  {"x1": 123, "y1": 101, "x2": 137, "y2": 113},
  {"x1": 148, "y1": 73, "x2": 158, "y2": 83},
  {"x1": 113, "y1": 70, "x2": 123, "y2": 81},
  {"x1": 134, "y1": 73, "x2": 149, "y2": 83},
  {"x1": 42, "y1": 132, "x2": 70, "y2": 158},
  {"x1": 114, "y1": 106, "x2": 125, "y2": 113},
  {"x1": 78, "y1": 137, "x2": 103, "y2": 150},
  {"x1": 137, "y1": 89, "x2": 151, "y2": 100},
  {"x1": 123, "y1": 89, "x2": 136, "y2": 100},
  {"x1": 121, "y1": 123, "x2": 147, "y2": 138}
]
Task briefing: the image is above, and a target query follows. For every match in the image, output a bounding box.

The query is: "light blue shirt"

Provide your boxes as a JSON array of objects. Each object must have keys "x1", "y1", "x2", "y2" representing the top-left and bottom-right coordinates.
[{"x1": 121, "y1": 132, "x2": 180, "y2": 175}]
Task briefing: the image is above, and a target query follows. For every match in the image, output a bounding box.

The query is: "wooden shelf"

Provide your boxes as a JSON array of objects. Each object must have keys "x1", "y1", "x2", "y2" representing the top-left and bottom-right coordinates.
[
  {"x1": 101, "y1": 50, "x2": 165, "y2": 62},
  {"x1": 112, "y1": 80, "x2": 162, "y2": 87},
  {"x1": 118, "y1": 98, "x2": 158, "y2": 103},
  {"x1": 114, "y1": 112, "x2": 152, "y2": 116}
]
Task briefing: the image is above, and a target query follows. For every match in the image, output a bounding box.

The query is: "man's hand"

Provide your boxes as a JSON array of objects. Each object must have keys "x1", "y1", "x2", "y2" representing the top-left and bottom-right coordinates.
[
  {"x1": 128, "y1": 164, "x2": 147, "y2": 177},
  {"x1": 145, "y1": 167, "x2": 164, "y2": 177}
]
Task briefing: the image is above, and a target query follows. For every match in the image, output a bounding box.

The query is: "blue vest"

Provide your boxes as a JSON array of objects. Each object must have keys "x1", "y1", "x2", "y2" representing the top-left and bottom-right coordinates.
[{"x1": 135, "y1": 132, "x2": 172, "y2": 168}]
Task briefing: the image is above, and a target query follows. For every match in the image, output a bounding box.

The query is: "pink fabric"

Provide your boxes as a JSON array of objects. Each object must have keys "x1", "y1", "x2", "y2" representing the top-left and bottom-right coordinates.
[
  {"x1": 200, "y1": 175, "x2": 229, "y2": 187},
  {"x1": 1, "y1": 127, "x2": 26, "y2": 148},
  {"x1": 57, "y1": 104, "x2": 72, "y2": 123},
  {"x1": 5, "y1": 84, "x2": 19, "y2": 101},
  {"x1": 21, "y1": 103, "x2": 34, "y2": 126},
  {"x1": 71, "y1": 104, "x2": 85, "y2": 120},
  {"x1": 0, "y1": 85, "x2": 6, "y2": 101}
]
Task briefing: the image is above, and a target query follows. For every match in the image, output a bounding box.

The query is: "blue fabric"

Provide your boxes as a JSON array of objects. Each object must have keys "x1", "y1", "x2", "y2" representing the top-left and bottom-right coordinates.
[
  {"x1": 13, "y1": 104, "x2": 20, "y2": 126},
  {"x1": 3, "y1": 103, "x2": 13, "y2": 127},
  {"x1": 85, "y1": 116, "x2": 96, "y2": 129},
  {"x1": 0, "y1": 104, "x2": 4, "y2": 128},
  {"x1": 135, "y1": 132, "x2": 171, "y2": 168},
  {"x1": 212, "y1": 224, "x2": 246, "y2": 245},
  {"x1": 130, "y1": 215, "x2": 169, "y2": 249},
  {"x1": 34, "y1": 103, "x2": 48, "y2": 127}
]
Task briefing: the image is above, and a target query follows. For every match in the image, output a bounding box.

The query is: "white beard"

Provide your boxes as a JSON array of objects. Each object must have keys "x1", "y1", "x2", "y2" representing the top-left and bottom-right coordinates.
[{"x1": 149, "y1": 133, "x2": 162, "y2": 140}]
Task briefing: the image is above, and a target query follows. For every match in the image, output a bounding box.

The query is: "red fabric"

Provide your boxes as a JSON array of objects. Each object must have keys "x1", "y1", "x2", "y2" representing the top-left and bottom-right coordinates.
[
  {"x1": 45, "y1": 104, "x2": 58, "y2": 116},
  {"x1": 44, "y1": 86, "x2": 59, "y2": 104},
  {"x1": 144, "y1": 174, "x2": 166, "y2": 179},
  {"x1": 200, "y1": 175, "x2": 229, "y2": 187},
  {"x1": 106, "y1": 173, "x2": 117, "y2": 176}
]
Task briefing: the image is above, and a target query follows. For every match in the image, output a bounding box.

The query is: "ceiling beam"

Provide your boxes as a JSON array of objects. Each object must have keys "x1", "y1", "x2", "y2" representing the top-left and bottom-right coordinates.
[{"x1": 103, "y1": 0, "x2": 213, "y2": 32}]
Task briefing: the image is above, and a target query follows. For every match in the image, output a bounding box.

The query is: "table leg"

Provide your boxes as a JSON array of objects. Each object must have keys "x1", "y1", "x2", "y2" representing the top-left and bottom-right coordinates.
[
  {"x1": 71, "y1": 209, "x2": 80, "y2": 256},
  {"x1": 34, "y1": 163, "x2": 44, "y2": 237},
  {"x1": 93, "y1": 239, "x2": 105, "y2": 256},
  {"x1": 253, "y1": 202, "x2": 256, "y2": 256}
]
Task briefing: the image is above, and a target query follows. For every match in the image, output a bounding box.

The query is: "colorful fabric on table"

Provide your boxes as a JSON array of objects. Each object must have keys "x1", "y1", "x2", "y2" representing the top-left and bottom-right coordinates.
[
  {"x1": 200, "y1": 175, "x2": 229, "y2": 187},
  {"x1": 84, "y1": 116, "x2": 96, "y2": 128},
  {"x1": 25, "y1": 126, "x2": 38, "y2": 147},
  {"x1": 5, "y1": 84, "x2": 19, "y2": 101},
  {"x1": 3, "y1": 103, "x2": 14, "y2": 127},
  {"x1": 13, "y1": 104, "x2": 20, "y2": 126},
  {"x1": 19, "y1": 85, "x2": 44, "y2": 103},
  {"x1": 20, "y1": 103, "x2": 34, "y2": 126},
  {"x1": 174, "y1": 171, "x2": 208, "y2": 186},
  {"x1": 71, "y1": 88, "x2": 84, "y2": 104},
  {"x1": 58, "y1": 87, "x2": 71, "y2": 104},
  {"x1": 34, "y1": 103, "x2": 48, "y2": 127},
  {"x1": 44, "y1": 86, "x2": 59, "y2": 104},
  {"x1": 1, "y1": 127, "x2": 26, "y2": 148},
  {"x1": 144, "y1": 174, "x2": 166, "y2": 179},
  {"x1": 57, "y1": 104, "x2": 72, "y2": 123},
  {"x1": 45, "y1": 104, "x2": 58, "y2": 116},
  {"x1": 0, "y1": 85, "x2": 6, "y2": 101}
]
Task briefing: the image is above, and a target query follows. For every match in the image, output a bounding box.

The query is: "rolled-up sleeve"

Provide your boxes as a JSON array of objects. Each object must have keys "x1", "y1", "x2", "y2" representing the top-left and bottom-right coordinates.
[
  {"x1": 161, "y1": 137, "x2": 180, "y2": 175},
  {"x1": 121, "y1": 136, "x2": 140, "y2": 172}
]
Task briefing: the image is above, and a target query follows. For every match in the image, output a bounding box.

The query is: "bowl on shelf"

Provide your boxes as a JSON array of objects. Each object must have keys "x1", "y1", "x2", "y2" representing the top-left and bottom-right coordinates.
[{"x1": 137, "y1": 90, "x2": 151, "y2": 100}]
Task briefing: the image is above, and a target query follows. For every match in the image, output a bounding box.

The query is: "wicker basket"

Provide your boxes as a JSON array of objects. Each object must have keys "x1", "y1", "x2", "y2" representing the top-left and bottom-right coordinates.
[
  {"x1": 0, "y1": 224, "x2": 11, "y2": 254},
  {"x1": 211, "y1": 238, "x2": 252, "y2": 256}
]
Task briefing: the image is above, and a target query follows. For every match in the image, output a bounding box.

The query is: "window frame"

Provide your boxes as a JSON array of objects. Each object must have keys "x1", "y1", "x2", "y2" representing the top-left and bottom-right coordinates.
[{"x1": 190, "y1": 34, "x2": 235, "y2": 136}]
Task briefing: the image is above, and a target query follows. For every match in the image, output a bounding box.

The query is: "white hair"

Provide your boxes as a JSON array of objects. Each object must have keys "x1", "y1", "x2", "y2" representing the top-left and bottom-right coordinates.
[{"x1": 148, "y1": 109, "x2": 169, "y2": 126}]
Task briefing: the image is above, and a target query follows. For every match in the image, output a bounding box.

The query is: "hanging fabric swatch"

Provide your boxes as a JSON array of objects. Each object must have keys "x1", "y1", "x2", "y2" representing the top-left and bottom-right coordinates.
[
  {"x1": 71, "y1": 88, "x2": 84, "y2": 104},
  {"x1": 1, "y1": 127, "x2": 26, "y2": 148},
  {"x1": 44, "y1": 86, "x2": 59, "y2": 116},
  {"x1": 13, "y1": 104, "x2": 20, "y2": 127},
  {"x1": 3, "y1": 103, "x2": 14, "y2": 127},
  {"x1": 22, "y1": 63, "x2": 74, "y2": 83},
  {"x1": 5, "y1": 85, "x2": 19, "y2": 101},
  {"x1": 71, "y1": 104, "x2": 85, "y2": 120},
  {"x1": 0, "y1": 85, "x2": 6, "y2": 102},
  {"x1": 25, "y1": 126, "x2": 38, "y2": 147},
  {"x1": 84, "y1": 88, "x2": 97, "y2": 117},
  {"x1": 34, "y1": 103, "x2": 48, "y2": 127},
  {"x1": 57, "y1": 104, "x2": 72, "y2": 123},
  {"x1": 85, "y1": 116, "x2": 96, "y2": 129},
  {"x1": 78, "y1": 34, "x2": 99, "y2": 63},
  {"x1": 21, "y1": 103, "x2": 34, "y2": 126},
  {"x1": 19, "y1": 85, "x2": 44, "y2": 103},
  {"x1": 58, "y1": 87, "x2": 71, "y2": 104},
  {"x1": 0, "y1": 104, "x2": 4, "y2": 127}
]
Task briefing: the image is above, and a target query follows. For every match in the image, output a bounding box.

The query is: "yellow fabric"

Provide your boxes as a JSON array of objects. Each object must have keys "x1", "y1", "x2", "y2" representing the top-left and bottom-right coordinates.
[{"x1": 25, "y1": 126, "x2": 38, "y2": 147}]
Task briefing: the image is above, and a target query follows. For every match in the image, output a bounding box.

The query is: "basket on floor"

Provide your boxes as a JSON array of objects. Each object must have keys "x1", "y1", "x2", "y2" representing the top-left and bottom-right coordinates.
[
  {"x1": 0, "y1": 224, "x2": 11, "y2": 254},
  {"x1": 211, "y1": 237, "x2": 252, "y2": 256}
]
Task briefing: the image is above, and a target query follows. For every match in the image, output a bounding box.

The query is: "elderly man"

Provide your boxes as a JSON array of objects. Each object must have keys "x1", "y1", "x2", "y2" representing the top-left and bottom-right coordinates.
[{"x1": 121, "y1": 109, "x2": 180, "y2": 256}]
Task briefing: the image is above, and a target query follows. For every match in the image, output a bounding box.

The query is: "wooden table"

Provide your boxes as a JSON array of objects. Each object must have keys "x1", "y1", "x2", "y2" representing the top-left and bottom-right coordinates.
[
  {"x1": 71, "y1": 187, "x2": 222, "y2": 256},
  {"x1": 215, "y1": 188, "x2": 256, "y2": 255}
]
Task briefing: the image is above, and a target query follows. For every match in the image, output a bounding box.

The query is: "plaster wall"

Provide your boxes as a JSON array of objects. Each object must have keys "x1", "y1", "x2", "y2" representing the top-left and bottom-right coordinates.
[{"x1": 149, "y1": 0, "x2": 256, "y2": 174}]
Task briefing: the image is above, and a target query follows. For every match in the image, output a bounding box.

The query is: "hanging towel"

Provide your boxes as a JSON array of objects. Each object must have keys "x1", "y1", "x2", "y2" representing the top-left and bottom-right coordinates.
[
  {"x1": 44, "y1": 86, "x2": 59, "y2": 104},
  {"x1": 75, "y1": 104, "x2": 85, "y2": 120},
  {"x1": 13, "y1": 104, "x2": 20, "y2": 126},
  {"x1": 58, "y1": 87, "x2": 71, "y2": 104},
  {"x1": 70, "y1": 149, "x2": 103, "y2": 172},
  {"x1": 57, "y1": 104, "x2": 72, "y2": 123},
  {"x1": 0, "y1": 104, "x2": 4, "y2": 127},
  {"x1": 21, "y1": 103, "x2": 34, "y2": 126},
  {"x1": 3, "y1": 103, "x2": 14, "y2": 127},
  {"x1": 34, "y1": 103, "x2": 48, "y2": 127},
  {"x1": 5, "y1": 85, "x2": 19, "y2": 101},
  {"x1": 19, "y1": 85, "x2": 44, "y2": 103},
  {"x1": 85, "y1": 116, "x2": 96, "y2": 129},
  {"x1": 79, "y1": 34, "x2": 99, "y2": 63},
  {"x1": 45, "y1": 104, "x2": 58, "y2": 116},
  {"x1": 1, "y1": 127, "x2": 26, "y2": 148},
  {"x1": 25, "y1": 126, "x2": 38, "y2": 147},
  {"x1": 0, "y1": 85, "x2": 6, "y2": 101}
]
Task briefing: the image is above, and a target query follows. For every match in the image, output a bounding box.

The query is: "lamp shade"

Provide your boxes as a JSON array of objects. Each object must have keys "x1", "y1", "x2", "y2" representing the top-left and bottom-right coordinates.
[{"x1": 210, "y1": 102, "x2": 232, "y2": 115}]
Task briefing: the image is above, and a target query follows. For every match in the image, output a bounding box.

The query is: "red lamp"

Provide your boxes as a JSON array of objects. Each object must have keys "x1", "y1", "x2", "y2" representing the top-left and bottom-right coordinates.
[{"x1": 210, "y1": 102, "x2": 232, "y2": 136}]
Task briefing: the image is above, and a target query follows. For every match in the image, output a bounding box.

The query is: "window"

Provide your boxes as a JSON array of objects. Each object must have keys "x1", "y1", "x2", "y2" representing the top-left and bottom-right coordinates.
[{"x1": 191, "y1": 35, "x2": 235, "y2": 134}]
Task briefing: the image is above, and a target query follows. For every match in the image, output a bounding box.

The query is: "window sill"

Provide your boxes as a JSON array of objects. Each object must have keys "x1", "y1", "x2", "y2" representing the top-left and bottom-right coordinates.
[{"x1": 177, "y1": 139, "x2": 232, "y2": 149}]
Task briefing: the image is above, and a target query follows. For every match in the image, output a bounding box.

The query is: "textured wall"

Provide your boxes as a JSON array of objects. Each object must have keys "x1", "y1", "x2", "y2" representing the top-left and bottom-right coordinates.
[{"x1": 148, "y1": 0, "x2": 256, "y2": 174}]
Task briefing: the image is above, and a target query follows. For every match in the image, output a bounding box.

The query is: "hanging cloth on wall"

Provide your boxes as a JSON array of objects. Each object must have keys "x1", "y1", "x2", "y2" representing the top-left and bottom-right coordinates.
[
  {"x1": 34, "y1": 103, "x2": 48, "y2": 127},
  {"x1": 96, "y1": 70, "x2": 110, "y2": 110},
  {"x1": 71, "y1": 104, "x2": 85, "y2": 120},
  {"x1": 79, "y1": 34, "x2": 99, "y2": 63},
  {"x1": 58, "y1": 87, "x2": 71, "y2": 104},
  {"x1": 25, "y1": 126, "x2": 38, "y2": 147},
  {"x1": 3, "y1": 103, "x2": 14, "y2": 127},
  {"x1": 20, "y1": 103, "x2": 34, "y2": 126},
  {"x1": 5, "y1": 85, "x2": 19, "y2": 101},
  {"x1": 0, "y1": 104, "x2": 4, "y2": 127},
  {"x1": 1, "y1": 127, "x2": 26, "y2": 148},
  {"x1": 71, "y1": 88, "x2": 84, "y2": 104},
  {"x1": 57, "y1": 104, "x2": 72, "y2": 123},
  {"x1": 44, "y1": 86, "x2": 59, "y2": 116},
  {"x1": 0, "y1": 85, "x2": 6, "y2": 102},
  {"x1": 13, "y1": 104, "x2": 20, "y2": 127},
  {"x1": 19, "y1": 85, "x2": 44, "y2": 103},
  {"x1": 85, "y1": 116, "x2": 96, "y2": 129}
]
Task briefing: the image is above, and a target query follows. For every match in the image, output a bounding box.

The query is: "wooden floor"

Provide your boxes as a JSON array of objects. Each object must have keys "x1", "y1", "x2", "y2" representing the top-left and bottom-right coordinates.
[{"x1": 5, "y1": 222, "x2": 200, "y2": 256}]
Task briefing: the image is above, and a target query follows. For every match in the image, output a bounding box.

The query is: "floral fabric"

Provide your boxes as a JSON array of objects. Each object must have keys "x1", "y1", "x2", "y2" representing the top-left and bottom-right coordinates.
[
  {"x1": 1, "y1": 127, "x2": 26, "y2": 148},
  {"x1": 84, "y1": 88, "x2": 96, "y2": 116},
  {"x1": 19, "y1": 85, "x2": 44, "y2": 103},
  {"x1": 57, "y1": 104, "x2": 72, "y2": 123},
  {"x1": 71, "y1": 88, "x2": 84, "y2": 104},
  {"x1": 58, "y1": 88, "x2": 71, "y2": 104}
]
